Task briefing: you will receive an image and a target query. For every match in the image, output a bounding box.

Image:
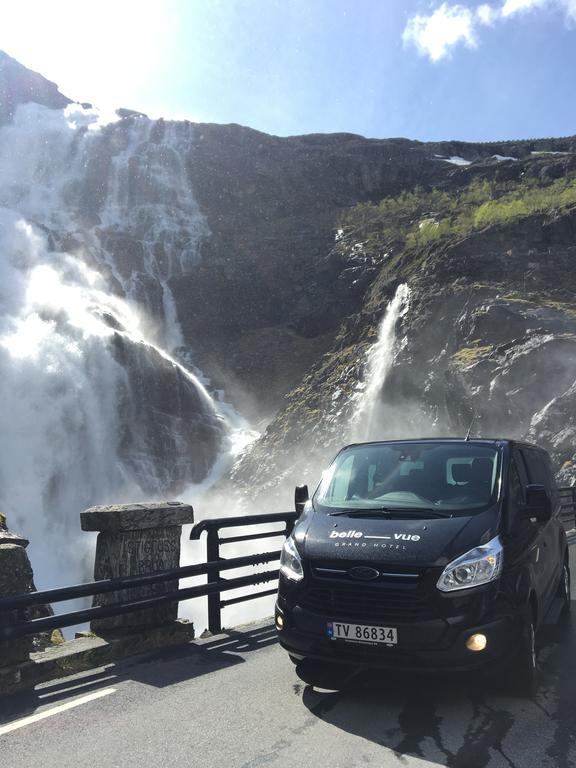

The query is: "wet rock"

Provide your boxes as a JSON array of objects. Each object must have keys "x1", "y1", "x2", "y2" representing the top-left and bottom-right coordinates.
[{"x1": 110, "y1": 333, "x2": 227, "y2": 492}]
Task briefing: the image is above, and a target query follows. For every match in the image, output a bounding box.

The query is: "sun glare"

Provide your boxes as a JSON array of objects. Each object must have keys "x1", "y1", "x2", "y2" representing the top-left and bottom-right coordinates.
[{"x1": 0, "y1": 0, "x2": 171, "y2": 111}]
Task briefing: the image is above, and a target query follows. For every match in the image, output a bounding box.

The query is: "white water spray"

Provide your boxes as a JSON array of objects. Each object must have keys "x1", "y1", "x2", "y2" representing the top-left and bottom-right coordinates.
[
  {"x1": 0, "y1": 104, "x2": 255, "y2": 595},
  {"x1": 352, "y1": 283, "x2": 411, "y2": 440}
]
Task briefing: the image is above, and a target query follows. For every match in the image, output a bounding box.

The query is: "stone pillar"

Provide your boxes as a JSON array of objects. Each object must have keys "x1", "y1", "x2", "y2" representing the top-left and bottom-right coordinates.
[
  {"x1": 80, "y1": 502, "x2": 194, "y2": 635},
  {"x1": 0, "y1": 513, "x2": 34, "y2": 666}
]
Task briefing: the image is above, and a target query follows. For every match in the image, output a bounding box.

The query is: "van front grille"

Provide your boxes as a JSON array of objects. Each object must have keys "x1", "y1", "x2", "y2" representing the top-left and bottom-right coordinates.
[{"x1": 297, "y1": 584, "x2": 437, "y2": 624}]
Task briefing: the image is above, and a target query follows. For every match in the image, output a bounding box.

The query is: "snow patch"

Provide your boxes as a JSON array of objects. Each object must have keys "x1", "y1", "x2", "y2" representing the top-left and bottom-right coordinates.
[
  {"x1": 433, "y1": 155, "x2": 472, "y2": 166},
  {"x1": 443, "y1": 156, "x2": 471, "y2": 166}
]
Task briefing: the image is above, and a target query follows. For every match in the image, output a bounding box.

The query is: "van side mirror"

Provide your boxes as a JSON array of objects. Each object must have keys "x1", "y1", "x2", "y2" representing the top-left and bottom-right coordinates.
[
  {"x1": 522, "y1": 484, "x2": 552, "y2": 523},
  {"x1": 295, "y1": 485, "x2": 309, "y2": 515}
]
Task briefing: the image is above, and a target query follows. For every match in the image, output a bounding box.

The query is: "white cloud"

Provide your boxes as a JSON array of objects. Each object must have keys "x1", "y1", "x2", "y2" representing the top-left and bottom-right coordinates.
[
  {"x1": 477, "y1": 4, "x2": 498, "y2": 24},
  {"x1": 404, "y1": 0, "x2": 576, "y2": 61},
  {"x1": 402, "y1": 4, "x2": 477, "y2": 62},
  {"x1": 501, "y1": 0, "x2": 548, "y2": 17}
]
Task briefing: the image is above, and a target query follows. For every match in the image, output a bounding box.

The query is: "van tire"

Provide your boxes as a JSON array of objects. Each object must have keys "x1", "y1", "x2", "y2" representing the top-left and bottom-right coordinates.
[
  {"x1": 556, "y1": 559, "x2": 571, "y2": 617},
  {"x1": 510, "y1": 607, "x2": 537, "y2": 698}
]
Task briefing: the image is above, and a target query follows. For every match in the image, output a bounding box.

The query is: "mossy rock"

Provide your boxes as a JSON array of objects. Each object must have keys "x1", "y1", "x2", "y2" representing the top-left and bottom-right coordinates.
[{"x1": 451, "y1": 345, "x2": 494, "y2": 367}]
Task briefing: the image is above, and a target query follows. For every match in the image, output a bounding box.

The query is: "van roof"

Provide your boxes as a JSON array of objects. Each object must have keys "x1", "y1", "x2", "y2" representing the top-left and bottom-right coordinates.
[{"x1": 342, "y1": 437, "x2": 546, "y2": 452}]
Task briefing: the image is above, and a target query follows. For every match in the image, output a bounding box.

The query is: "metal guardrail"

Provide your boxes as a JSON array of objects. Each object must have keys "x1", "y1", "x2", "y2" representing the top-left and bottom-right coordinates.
[
  {"x1": 190, "y1": 512, "x2": 297, "y2": 633},
  {"x1": 0, "y1": 511, "x2": 297, "y2": 641}
]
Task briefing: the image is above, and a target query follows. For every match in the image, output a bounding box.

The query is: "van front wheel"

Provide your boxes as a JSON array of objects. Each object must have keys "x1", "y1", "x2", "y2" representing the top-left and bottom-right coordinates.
[{"x1": 510, "y1": 609, "x2": 537, "y2": 698}]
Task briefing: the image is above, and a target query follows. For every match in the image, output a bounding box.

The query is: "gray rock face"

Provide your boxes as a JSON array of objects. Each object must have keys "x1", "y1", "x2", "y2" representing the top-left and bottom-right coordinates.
[
  {"x1": 176, "y1": 128, "x2": 576, "y2": 418},
  {"x1": 110, "y1": 334, "x2": 227, "y2": 493},
  {"x1": 0, "y1": 51, "x2": 71, "y2": 124},
  {"x1": 234, "y1": 206, "x2": 576, "y2": 491}
]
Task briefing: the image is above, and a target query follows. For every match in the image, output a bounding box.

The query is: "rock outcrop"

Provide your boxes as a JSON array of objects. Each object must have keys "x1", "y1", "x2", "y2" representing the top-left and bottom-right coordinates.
[
  {"x1": 0, "y1": 515, "x2": 54, "y2": 661},
  {"x1": 0, "y1": 51, "x2": 71, "y2": 124}
]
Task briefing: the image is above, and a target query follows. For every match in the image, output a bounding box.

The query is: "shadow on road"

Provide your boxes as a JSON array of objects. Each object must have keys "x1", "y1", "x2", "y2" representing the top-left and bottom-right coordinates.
[
  {"x1": 298, "y1": 613, "x2": 576, "y2": 768},
  {"x1": 0, "y1": 622, "x2": 277, "y2": 723}
]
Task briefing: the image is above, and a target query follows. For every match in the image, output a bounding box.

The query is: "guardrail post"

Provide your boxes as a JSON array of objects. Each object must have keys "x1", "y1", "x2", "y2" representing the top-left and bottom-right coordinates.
[
  {"x1": 81, "y1": 502, "x2": 194, "y2": 634},
  {"x1": 206, "y1": 529, "x2": 222, "y2": 634}
]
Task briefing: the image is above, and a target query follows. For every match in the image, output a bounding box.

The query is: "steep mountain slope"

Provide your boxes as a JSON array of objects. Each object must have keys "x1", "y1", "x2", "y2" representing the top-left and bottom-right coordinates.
[
  {"x1": 181, "y1": 127, "x2": 576, "y2": 420},
  {"x1": 235, "y1": 156, "x2": 576, "y2": 490}
]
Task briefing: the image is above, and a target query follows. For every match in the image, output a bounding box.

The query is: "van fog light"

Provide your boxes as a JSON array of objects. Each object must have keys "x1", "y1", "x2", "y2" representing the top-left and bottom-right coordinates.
[
  {"x1": 466, "y1": 633, "x2": 487, "y2": 652},
  {"x1": 275, "y1": 613, "x2": 284, "y2": 630}
]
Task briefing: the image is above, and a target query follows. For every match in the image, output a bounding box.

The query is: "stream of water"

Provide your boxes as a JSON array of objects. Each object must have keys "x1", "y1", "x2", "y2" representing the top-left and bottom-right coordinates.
[{"x1": 352, "y1": 283, "x2": 411, "y2": 441}]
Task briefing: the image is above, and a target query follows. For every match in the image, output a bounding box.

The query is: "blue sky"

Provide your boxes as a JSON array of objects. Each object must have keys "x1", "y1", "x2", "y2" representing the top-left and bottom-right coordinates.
[{"x1": 2, "y1": 0, "x2": 576, "y2": 142}]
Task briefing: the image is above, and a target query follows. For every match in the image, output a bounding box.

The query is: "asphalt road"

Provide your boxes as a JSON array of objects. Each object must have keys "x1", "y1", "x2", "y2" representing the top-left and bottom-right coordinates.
[{"x1": 1, "y1": 549, "x2": 576, "y2": 768}]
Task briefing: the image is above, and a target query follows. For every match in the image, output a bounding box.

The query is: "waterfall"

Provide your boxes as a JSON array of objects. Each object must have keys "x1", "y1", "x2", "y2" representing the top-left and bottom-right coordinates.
[
  {"x1": 0, "y1": 103, "x2": 253, "y2": 592},
  {"x1": 352, "y1": 283, "x2": 411, "y2": 440}
]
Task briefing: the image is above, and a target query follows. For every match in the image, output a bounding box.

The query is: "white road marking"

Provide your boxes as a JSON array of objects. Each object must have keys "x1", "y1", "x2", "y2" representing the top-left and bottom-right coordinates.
[{"x1": 0, "y1": 687, "x2": 116, "y2": 736}]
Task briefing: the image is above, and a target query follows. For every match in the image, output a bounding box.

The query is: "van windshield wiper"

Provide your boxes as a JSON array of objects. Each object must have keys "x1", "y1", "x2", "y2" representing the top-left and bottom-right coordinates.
[{"x1": 328, "y1": 507, "x2": 453, "y2": 518}]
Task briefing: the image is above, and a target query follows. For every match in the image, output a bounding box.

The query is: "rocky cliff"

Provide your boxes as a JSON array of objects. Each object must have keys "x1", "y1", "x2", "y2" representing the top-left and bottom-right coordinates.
[
  {"x1": 234, "y1": 152, "x2": 576, "y2": 493},
  {"x1": 180, "y1": 126, "x2": 576, "y2": 421}
]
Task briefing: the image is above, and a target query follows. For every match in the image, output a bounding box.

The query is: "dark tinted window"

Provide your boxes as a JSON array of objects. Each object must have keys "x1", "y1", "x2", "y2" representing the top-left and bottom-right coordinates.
[
  {"x1": 509, "y1": 457, "x2": 524, "y2": 505},
  {"x1": 521, "y1": 449, "x2": 549, "y2": 486},
  {"x1": 543, "y1": 453, "x2": 558, "y2": 491}
]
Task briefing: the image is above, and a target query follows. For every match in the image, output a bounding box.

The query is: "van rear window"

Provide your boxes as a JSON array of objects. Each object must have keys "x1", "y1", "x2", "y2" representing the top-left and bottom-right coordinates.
[{"x1": 315, "y1": 442, "x2": 500, "y2": 513}]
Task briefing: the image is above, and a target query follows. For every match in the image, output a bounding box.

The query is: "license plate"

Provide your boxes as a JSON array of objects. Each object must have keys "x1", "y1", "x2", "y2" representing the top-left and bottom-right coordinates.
[{"x1": 327, "y1": 621, "x2": 397, "y2": 645}]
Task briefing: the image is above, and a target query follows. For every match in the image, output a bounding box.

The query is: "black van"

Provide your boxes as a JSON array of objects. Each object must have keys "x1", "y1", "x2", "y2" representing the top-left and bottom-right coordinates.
[{"x1": 275, "y1": 439, "x2": 571, "y2": 694}]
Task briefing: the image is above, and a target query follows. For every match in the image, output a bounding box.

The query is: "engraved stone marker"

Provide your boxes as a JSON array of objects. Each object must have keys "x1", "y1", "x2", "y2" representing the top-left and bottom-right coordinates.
[{"x1": 80, "y1": 502, "x2": 194, "y2": 634}]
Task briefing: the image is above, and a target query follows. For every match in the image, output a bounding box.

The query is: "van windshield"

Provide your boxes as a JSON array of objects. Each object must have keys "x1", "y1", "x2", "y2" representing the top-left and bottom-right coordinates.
[{"x1": 315, "y1": 442, "x2": 500, "y2": 513}]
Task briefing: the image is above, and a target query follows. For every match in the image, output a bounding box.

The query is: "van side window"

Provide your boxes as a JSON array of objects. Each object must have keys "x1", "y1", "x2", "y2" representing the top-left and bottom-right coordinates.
[
  {"x1": 509, "y1": 458, "x2": 524, "y2": 506},
  {"x1": 521, "y1": 449, "x2": 548, "y2": 486}
]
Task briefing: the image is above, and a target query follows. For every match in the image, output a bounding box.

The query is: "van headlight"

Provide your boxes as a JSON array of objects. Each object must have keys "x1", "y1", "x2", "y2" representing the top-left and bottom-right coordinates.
[
  {"x1": 280, "y1": 537, "x2": 304, "y2": 582},
  {"x1": 437, "y1": 536, "x2": 503, "y2": 592}
]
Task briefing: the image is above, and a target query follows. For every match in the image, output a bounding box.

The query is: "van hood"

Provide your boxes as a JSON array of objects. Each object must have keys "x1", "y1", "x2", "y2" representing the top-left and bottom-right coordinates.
[{"x1": 294, "y1": 507, "x2": 499, "y2": 567}]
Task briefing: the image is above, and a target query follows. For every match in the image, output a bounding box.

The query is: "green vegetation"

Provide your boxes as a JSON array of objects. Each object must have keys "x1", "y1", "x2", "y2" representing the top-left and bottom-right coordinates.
[
  {"x1": 338, "y1": 173, "x2": 576, "y2": 253},
  {"x1": 451, "y1": 345, "x2": 494, "y2": 367}
]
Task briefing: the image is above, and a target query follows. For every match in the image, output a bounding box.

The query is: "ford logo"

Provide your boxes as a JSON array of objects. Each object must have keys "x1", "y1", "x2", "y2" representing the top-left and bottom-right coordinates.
[{"x1": 348, "y1": 566, "x2": 380, "y2": 581}]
